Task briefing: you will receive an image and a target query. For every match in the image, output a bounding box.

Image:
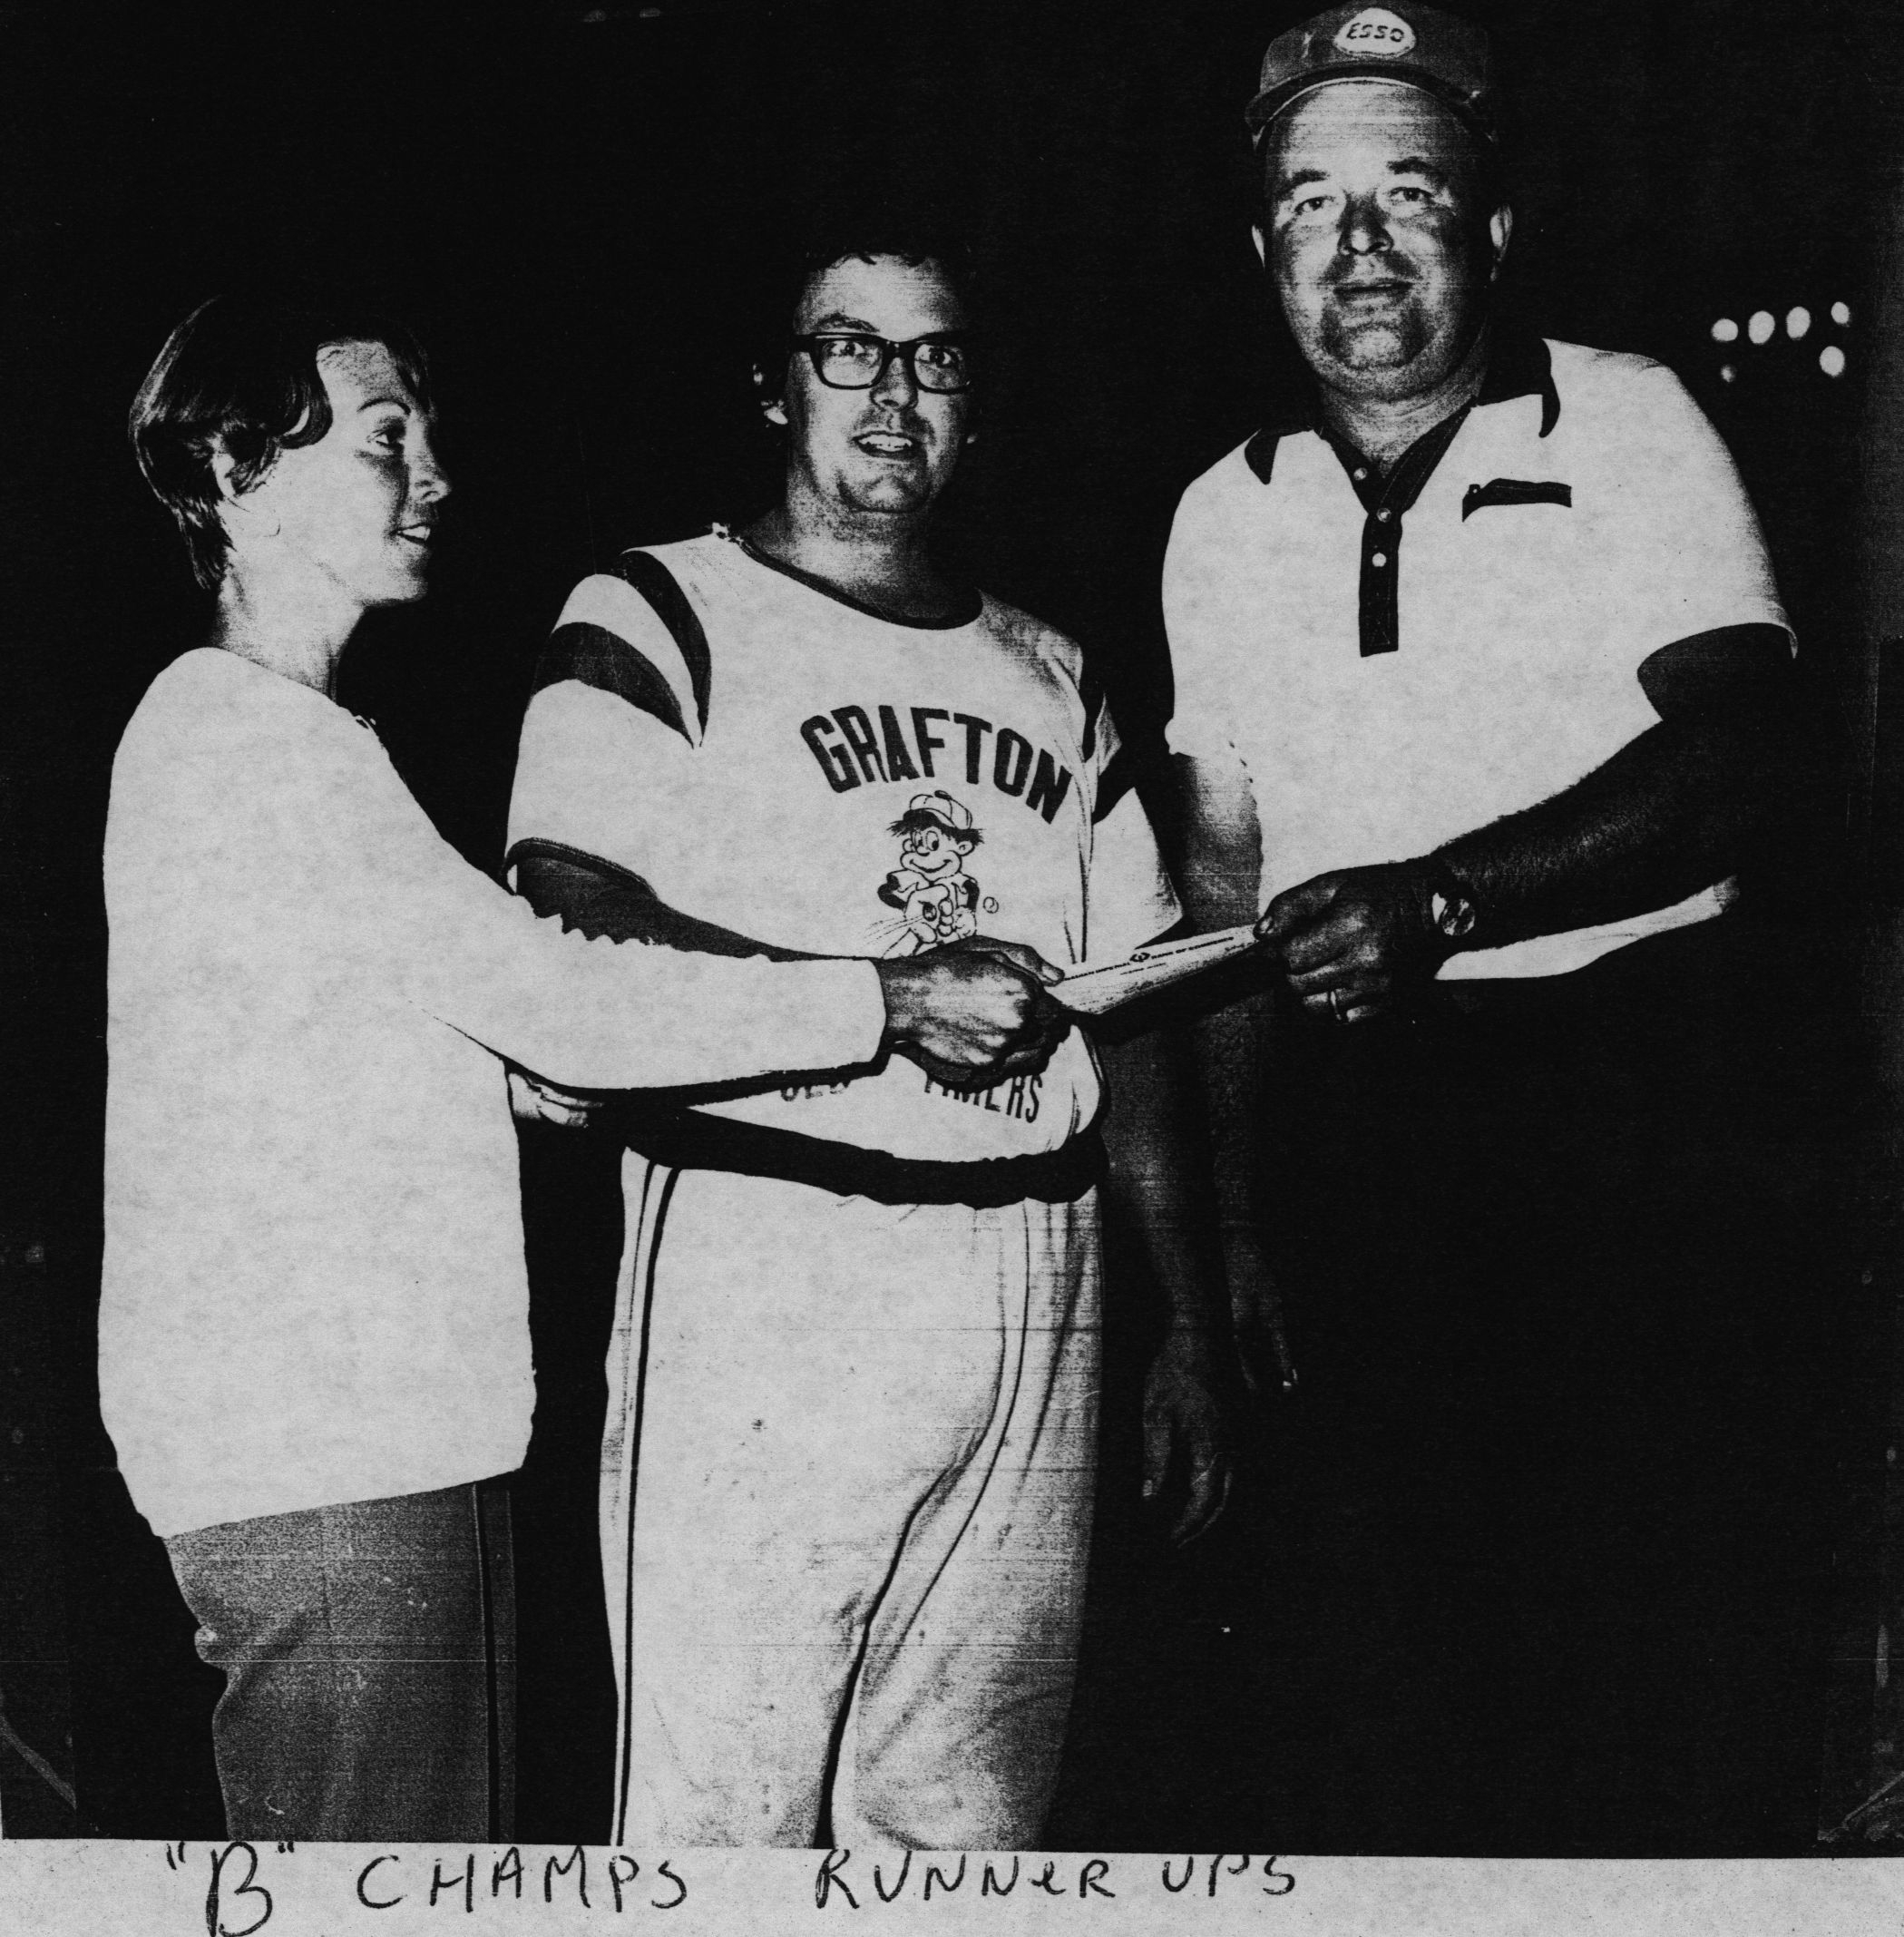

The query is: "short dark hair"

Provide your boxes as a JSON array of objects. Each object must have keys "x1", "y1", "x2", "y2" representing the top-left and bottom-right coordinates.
[
  {"x1": 757, "y1": 207, "x2": 980, "y2": 392},
  {"x1": 889, "y1": 807, "x2": 981, "y2": 847},
  {"x1": 129, "y1": 293, "x2": 432, "y2": 590}
]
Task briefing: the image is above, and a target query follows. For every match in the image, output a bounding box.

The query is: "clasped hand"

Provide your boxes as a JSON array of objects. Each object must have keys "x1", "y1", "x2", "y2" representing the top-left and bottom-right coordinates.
[
  {"x1": 1254, "y1": 860, "x2": 1450, "y2": 1024},
  {"x1": 878, "y1": 934, "x2": 1070, "y2": 1090}
]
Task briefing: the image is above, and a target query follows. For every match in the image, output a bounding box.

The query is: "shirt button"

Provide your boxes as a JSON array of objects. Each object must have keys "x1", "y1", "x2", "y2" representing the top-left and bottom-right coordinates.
[
  {"x1": 1375, "y1": 507, "x2": 1392, "y2": 522},
  {"x1": 1372, "y1": 553, "x2": 1388, "y2": 568},
  {"x1": 1352, "y1": 467, "x2": 1369, "y2": 482}
]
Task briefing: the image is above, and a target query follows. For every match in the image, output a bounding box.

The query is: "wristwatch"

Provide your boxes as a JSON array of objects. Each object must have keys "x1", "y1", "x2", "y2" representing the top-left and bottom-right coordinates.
[{"x1": 1421, "y1": 857, "x2": 1480, "y2": 945}]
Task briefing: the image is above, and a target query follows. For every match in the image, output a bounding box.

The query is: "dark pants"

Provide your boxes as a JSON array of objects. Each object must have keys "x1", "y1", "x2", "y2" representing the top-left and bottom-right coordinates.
[
  {"x1": 165, "y1": 1478, "x2": 515, "y2": 1842},
  {"x1": 1251, "y1": 917, "x2": 1853, "y2": 1854}
]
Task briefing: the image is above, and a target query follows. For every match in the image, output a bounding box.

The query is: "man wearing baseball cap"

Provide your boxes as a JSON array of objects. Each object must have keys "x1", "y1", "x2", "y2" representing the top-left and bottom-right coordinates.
[{"x1": 1166, "y1": 3, "x2": 1831, "y2": 1850}]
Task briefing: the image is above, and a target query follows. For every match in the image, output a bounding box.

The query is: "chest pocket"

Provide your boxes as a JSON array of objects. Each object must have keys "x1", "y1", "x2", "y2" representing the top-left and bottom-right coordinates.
[{"x1": 1462, "y1": 478, "x2": 1573, "y2": 520}]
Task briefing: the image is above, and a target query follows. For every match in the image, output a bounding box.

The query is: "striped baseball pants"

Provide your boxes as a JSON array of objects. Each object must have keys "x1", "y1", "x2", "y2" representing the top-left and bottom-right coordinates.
[{"x1": 601, "y1": 1160, "x2": 1099, "y2": 1848}]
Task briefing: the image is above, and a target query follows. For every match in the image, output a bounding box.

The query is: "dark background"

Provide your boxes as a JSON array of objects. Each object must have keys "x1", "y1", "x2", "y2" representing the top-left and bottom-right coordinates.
[{"x1": 0, "y1": 0, "x2": 1888, "y2": 1845}]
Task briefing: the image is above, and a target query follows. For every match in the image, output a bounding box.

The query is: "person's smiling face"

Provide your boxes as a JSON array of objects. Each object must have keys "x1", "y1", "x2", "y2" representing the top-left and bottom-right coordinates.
[
  {"x1": 903, "y1": 824, "x2": 966, "y2": 876},
  {"x1": 239, "y1": 338, "x2": 448, "y2": 607},
  {"x1": 769, "y1": 253, "x2": 972, "y2": 519},
  {"x1": 1262, "y1": 81, "x2": 1506, "y2": 406}
]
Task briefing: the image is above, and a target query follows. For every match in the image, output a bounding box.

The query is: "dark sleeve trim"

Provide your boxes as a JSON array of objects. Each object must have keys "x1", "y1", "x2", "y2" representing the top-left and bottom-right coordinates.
[
  {"x1": 618, "y1": 549, "x2": 712, "y2": 734},
  {"x1": 1635, "y1": 623, "x2": 1795, "y2": 720},
  {"x1": 505, "y1": 835, "x2": 652, "y2": 896},
  {"x1": 505, "y1": 837, "x2": 662, "y2": 942},
  {"x1": 1462, "y1": 478, "x2": 1572, "y2": 519},
  {"x1": 531, "y1": 621, "x2": 691, "y2": 741}
]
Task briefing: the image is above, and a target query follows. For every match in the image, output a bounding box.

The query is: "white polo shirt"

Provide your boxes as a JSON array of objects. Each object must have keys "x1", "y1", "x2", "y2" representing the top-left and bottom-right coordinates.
[{"x1": 1164, "y1": 333, "x2": 1791, "y2": 979}]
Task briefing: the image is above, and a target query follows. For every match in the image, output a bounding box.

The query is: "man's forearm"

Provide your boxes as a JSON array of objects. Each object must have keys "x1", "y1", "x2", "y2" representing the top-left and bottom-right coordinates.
[
  {"x1": 1257, "y1": 659, "x2": 1815, "y2": 1023},
  {"x1": 1165, "y1": 748, "x2": 1274, "y2": 1249},
  {"x1": 1187, "y1": 994, "x2": 1274, "y2": 1249},
  {"x1": 1157, "y1": 748, "x2": 1293, "y2": 1390},
  {"x1": 1098, "y1": 1030, "x2": 1228, "y2": 1332},
  {"x1": 1435, "y1": 701, "x2": 1797, "y2": 950},
  {"x1": 1101, "y1": 1024, "x2": 1242, "y2": 1544}
]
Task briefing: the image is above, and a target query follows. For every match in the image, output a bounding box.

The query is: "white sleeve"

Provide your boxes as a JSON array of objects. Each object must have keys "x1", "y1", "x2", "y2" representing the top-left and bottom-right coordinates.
[
  {"x1": 1161, "y1": 487, "x2": 1250, "y2": 766},
  {"x1": 508, "y1": 680, "x2": 689, "y2": 885},
  {"x1": 364, "y1": 752, "x2": 885, "y2": 1093},
  {"x1": 1084, "y1": 699, "x2": 1181, "y2": 966},
  {"x1": 1597, "y1": 363, "x2": 1792, "y2": 662},
  {"x1": 506, "y1": 567, "x2": 706, "y2": 885}
]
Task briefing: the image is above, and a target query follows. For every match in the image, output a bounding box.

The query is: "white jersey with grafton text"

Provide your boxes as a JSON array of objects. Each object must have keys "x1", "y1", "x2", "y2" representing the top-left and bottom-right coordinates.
[{"x1": 508, "y1": 528, "x2": 1179, "y2": 1164}]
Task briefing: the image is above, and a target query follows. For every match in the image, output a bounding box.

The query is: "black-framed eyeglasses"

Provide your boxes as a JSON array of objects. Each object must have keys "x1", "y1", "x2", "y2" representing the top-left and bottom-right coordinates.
[{"x1": 791, "y1": 333, "x2": 972, "y2": 394}]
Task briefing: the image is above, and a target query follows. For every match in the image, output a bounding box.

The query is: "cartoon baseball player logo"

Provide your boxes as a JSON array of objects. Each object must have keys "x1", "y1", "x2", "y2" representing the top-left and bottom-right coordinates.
[{"x1": 874, "y1": 791, "x2": 983, "y2": 954}]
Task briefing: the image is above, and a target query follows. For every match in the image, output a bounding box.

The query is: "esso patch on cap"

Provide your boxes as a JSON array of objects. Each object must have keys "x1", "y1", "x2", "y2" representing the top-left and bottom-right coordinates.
[{"x1": 1333, "y1": 7, "x2": 1418, "y2": 57}]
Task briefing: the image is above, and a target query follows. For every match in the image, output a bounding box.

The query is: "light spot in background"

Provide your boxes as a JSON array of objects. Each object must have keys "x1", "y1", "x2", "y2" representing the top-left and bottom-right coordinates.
[
  {"x1": 1821, "y1": 345, "x2": 1847, "y2": 377},
  {"x1": 1719, "y1": 363, "x2": 1736, "y2": 384},
  {"x1": 1786, "y1": 306, "x2": 1811, "y2": 340},
  {"x1": 1832, "y1": 300, "x2": 1852, "y2": 326},
  {"x1": 1748, "y1": 310, "x2": 1775, "y2": 345},
  {"x1": 1711, "y1": 317, "x2": 1739, "y2": 343}
]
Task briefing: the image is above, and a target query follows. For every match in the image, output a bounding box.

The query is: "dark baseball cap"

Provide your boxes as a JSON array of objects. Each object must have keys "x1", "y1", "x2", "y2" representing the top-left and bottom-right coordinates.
[{"x1": 1245, "y1": 4, "x2": 1496, "y2": 143}]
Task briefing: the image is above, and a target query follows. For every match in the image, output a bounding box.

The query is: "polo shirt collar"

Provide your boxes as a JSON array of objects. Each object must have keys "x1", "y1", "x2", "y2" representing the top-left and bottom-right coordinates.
[
  {"x1": 1475, "y1": 325, "x2": 1561, "y2": 435},
  {"x1": 1242, "y1": 323, "x2": 1559, "y2": 483}
]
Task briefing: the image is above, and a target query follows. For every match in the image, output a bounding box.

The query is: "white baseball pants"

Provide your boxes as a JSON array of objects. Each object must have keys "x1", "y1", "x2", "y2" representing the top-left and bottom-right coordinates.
[{"x1": 600, "y1": 1159, "x2": 1099, "y2": 1848}]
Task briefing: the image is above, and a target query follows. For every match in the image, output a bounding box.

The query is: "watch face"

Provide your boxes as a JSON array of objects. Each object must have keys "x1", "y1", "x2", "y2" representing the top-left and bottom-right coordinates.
[{"x1": 1431, "y1": 889, "x2": 1478, "y2": 940}]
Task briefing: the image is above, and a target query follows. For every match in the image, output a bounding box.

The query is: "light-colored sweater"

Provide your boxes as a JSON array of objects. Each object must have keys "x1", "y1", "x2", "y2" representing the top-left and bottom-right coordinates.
[{"x1": 101, "y1": 648, "x2": 883, "y2": 1535}]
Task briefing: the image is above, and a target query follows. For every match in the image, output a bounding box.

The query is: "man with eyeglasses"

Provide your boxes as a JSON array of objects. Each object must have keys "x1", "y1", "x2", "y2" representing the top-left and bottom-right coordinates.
[{"x1": 504, "y1": 220, "x2": 1233, "y2": 1846}]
